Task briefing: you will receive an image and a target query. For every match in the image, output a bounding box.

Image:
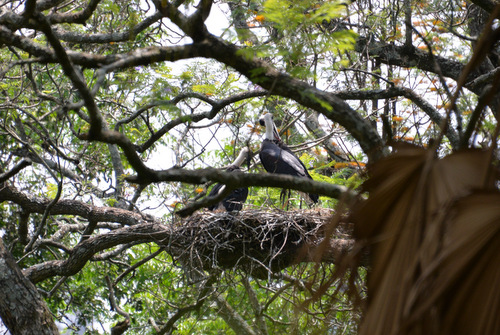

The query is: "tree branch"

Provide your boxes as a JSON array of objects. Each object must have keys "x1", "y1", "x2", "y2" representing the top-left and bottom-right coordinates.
[
  {"x1": 335, "y1": 86, "x2": 460, "y2": 148},
  {"x1": 128, "y1": 168, "x2": 358, "y2": 215},
  {"x1": 355, "y1": 37, "x2": 485, "y2": 94},
  {"x1": 52, "y1": 11, "x2": 163, "y2": 43},
  {"x1": 0, "y1": 159, "x2": 32, "y2": 183},
  {"x1": 0, "y1": 183, "x2": 152, "y2": 225},
  {"x1": 214, "y1": 293, "x2": 258, "y2": 335},
  {"x1": 0, "y1": 238, "x2": 59, "y2": 334},
  {"x1": 45, "y1": 0, "x2": 100, "y2": 24},
  {"x1": 7, "y1": 193, "x2": 359, "y2": 284},
  {"x1": 33, "y1": 11, "x2": 104, "y2": 139},
  {"x1": 201, "y1": 35, "x2": 386, "y2": 161},
  {"x1": 134, "y1": 90, "x2": 268, "y2": 153}
]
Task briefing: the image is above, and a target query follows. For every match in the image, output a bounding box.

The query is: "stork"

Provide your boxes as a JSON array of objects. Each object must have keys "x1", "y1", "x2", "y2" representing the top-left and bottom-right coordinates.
[
  {"x1": 258, "y1": 113, "x2": 319, "y2": 204},
  {"x1": 207, "y1": 147, "x2": 250, "y2": 212}
]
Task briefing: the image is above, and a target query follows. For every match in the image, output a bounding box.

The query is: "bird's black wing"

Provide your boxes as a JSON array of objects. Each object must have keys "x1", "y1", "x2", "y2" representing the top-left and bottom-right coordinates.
[
  {"x1": 277, "y1": 142, "x2": 318, "y2": 202},
  {"x1": 207, "y1": 183, "x2": 225, "y2": 211},
  {"x1": 207, "y1": 166, "x2": 249, "y2": 211},
  {"x1": 260, "y1": 139, "x2": 319, "y2": 203},
  {"x1": 260, "y1": 140, "x2": 308, "y2": 177},
  {"x1": 221, "y1": 187, "x2": 249, "y2": 212}
]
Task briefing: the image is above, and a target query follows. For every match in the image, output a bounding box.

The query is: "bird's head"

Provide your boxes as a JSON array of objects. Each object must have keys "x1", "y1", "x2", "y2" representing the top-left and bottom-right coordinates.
[
  {"x1": 258, "y1": 113, "x2": 268, "y2": 126},
  {"x1": 258, "y1": 113, "x2": 281, "y2": 142}
]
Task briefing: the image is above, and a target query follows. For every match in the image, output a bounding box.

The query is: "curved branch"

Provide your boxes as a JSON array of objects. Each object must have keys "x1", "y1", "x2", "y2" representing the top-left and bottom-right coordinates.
[
  {"x1": 200, "y1": 35, "x2": 385, "y2": 161},
  {"x1": 21, "y1": 210, "x2": 359, "y2": 284},
  {"x1": 3, "y1": 181, "x2": 359, "y2": 284},
  {"x1": 45, "y1": 0, "x2": 100, "y2": 24},
  {"x1": 52, "y1": 11, "x2": 163, "y2": 43},
  {"x1": 2, "y1": 22, "x2": 384, "y2": 161},
  {"x1": 135, "y1": 90, "x2": 268, "y2": 153},
  {"x1": 33, "y1": 11, "x2": 104, "y2": 138},
  {"x1": 23, "y1": 223, "x2": 169, "y2": 283},
  {"x1": 0, "y1": 164, "x2": 356, "y2": 220},
  {"x1": 0, "y1": 159, "x2": 32, "y2": 183},
  {"x1": 153, "y1": 0, "x2": 209, "y2": 41},
  {"x1": 0, "y1": 183, "x2": 151, "y2": 225}
]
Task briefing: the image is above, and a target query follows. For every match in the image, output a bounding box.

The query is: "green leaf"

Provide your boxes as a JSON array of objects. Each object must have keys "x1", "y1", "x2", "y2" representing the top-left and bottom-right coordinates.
[{"x1": 46, "y1": 182, "x2": 59, "y2": 198}]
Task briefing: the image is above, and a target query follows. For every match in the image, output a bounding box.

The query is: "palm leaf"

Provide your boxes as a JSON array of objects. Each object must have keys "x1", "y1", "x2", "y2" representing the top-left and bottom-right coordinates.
[{"x1": 349, "y1": 145, "x2": 498, "y2": 335}]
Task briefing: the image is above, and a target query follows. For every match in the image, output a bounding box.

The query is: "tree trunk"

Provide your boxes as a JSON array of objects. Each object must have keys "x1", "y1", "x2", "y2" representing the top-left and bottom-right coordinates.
[{"x1": 0, "y1": 238, "x2": 59, "y2": 335}]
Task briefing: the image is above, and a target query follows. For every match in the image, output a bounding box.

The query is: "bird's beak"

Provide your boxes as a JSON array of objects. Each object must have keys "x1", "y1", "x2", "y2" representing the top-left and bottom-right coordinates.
[{"x1": 273, "y1": 127, "x2": 281, "y2": 142}]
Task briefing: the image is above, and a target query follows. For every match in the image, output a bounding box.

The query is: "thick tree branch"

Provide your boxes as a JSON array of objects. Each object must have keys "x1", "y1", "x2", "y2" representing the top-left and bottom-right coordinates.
[
  {"x1": 1, "y1": 167, "x2": 355, "y2": 220},
  {"x1": 215, "y1": 293, "x2": 258, "y2": 335},
  {"x1": 0, "y1": 238, "x2": 59, "y2": 334},
  {"x1": 22, "y1": 223, "x2": 168, "y2": 283},
  {"x1": 2, "y1": 187, "x2": 359, "y2": 284},
  {"x1": 0, "y1": 183, "x2": 152, "y2": 225},
  {"x1": 201, "y1": 35, "x2": 385, "y2": 161},
  {"x1": 154, "y1": 0, "x2": 211, "y2": 41},
  {"x1": 1, "y1": 18, "x2": 384, "y2": 163},
  {"x1": 128, "y1": 168, "x2": 357, "y2": 211}
]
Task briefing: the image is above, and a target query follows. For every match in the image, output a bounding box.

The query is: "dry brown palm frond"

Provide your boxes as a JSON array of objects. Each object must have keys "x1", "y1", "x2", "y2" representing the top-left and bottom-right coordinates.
[
  {"x1": 406, "y1": 192, "x2": 500, "y2": 335},
  {"x1": 348, "y1": 145, "x2": 499, "y2": 335}
]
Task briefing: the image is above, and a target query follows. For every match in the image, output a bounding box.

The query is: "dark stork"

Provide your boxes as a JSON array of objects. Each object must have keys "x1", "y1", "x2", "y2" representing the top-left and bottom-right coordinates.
[
  {"x1": 207, "y1": 147, "x2": 250, "y2": 212},
  {"x1": 258, "y1": 113, "x2": 319, "y2": 204}
]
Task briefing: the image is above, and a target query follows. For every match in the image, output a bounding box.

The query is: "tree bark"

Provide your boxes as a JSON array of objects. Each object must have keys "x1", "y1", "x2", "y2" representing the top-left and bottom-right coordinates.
[{"x1": 0, "y1": 238, "x2": 59, "y2": 335}]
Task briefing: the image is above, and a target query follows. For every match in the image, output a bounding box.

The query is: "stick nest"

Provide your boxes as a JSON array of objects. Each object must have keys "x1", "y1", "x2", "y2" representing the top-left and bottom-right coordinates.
[{"x1": 164, "y1": 208, "x2": 351, "y2": 276}]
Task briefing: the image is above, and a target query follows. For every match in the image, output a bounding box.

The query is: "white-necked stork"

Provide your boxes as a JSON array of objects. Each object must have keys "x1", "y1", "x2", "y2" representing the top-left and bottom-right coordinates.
[
  {"x1": 258, "y1": 113, "x2": 319, "y2": 204},
  {"x1": 207, "y1": 147, "x2": 250, "y2": 212}
]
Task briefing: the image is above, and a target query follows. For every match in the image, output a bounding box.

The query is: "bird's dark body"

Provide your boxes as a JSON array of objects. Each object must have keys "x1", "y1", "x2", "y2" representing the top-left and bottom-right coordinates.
[
  {"x1": 259, "y1": 139, "x2": 319, "y2": 203},
  {"x1": 208, "y1": 166, "x2": 249, "y2": 212}
]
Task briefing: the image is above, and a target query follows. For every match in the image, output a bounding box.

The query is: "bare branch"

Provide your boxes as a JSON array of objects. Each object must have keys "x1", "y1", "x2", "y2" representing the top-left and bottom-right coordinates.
[
  {"x1": 127, "y1": 168, "x2": 357, "y2": 216},
  {"x1": 335, "y1": 86, "x2": 460, "y2": 148},
  {"x1": 0, "y1": 159, "x2": 32, "y2": 183},
  {"x1": 0, "y1": 183, "x2": 152, "y2": 226},
  {"x1": 214, "y1": 293, "x2": 258, "y2": 335},
  {"x1": 32, "y1": 11, "x2": 104, "y2": 138},
  {"x1": 135, "y1": 90, "x2": 268, "y2": 153},
  {"x1": 52, "y1": 11, "x2": 163, "y2": 43}
]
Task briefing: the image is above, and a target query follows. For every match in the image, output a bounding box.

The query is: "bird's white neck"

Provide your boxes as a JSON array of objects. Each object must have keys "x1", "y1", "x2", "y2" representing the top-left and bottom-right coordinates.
[
  {"x1": 232, "y1": 147, "x2": 249, "y2": 167},
  {"x1": 263, "y1": 114, "x2": 279, "y2": 141}
]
